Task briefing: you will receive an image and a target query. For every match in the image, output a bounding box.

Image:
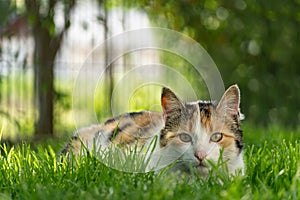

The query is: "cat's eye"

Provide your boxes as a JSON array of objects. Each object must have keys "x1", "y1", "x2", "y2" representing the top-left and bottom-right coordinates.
[
  {"x1": 179, "y1": 133, "x2": 192, "y2": 143},
  {"x1": 210, "y1": 132, "x2": 223, "y2": 142}
]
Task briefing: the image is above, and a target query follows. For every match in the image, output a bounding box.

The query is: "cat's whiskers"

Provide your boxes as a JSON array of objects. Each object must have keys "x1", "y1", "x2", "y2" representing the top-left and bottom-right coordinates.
[
  {"x1": 64, "y1": 85, "x2": 245, "y2": 176},
  {"x1": 206, "y1": 142, "x2": 218, "y2": 157}
]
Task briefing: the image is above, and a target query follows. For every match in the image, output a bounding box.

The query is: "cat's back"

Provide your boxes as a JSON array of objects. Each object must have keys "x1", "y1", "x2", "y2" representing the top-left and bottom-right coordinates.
[{"x1": 62, "y1": 111, "x2": 164, "y2": 155}]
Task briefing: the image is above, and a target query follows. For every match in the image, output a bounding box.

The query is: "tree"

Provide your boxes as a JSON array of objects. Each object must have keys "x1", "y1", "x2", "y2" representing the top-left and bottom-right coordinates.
[
  {"x1": 130, "y1": 0, "x2": 300, "y2": 127},
  {"x1": 97, "y1": 0, "x2": 114, "y2": 116},
  {"x1": 25, "y1": 0, "x2": 75, "y2": 137}
]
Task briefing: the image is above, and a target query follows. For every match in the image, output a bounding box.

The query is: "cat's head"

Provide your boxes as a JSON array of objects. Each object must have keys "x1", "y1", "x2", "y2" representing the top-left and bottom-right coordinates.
[{"x1": 159, "y1": 85, "x2": 244, "y2": 176}]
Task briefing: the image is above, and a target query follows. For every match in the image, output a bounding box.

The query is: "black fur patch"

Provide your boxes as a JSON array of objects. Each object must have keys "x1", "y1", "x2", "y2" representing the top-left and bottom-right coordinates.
[
  {"x1": 104, "y1": 118, "x2": 116, "y2": 125},
  {"x1": 235, "y1": 139, "x2": 243, "y2": 153},
  {"x1": 128, "y1": 111, "x2": 145, "y2": 118},
  {"x1": 104, "y1": 116, "x2": 120, "y2": 125},
  {"x1": 159, "y1": 129, "x2": 169, "y2": 147},
  {"x1": 105, "y1": 112, "x2": 144, "y2": 125},
  {"x1": 233, "y1": 128, "x2": 244, "y2": 153},
  {"x1": 198, "y1": 102, "x2": 212, "y2": 118},
  {"x1": 107, "y1": 123, "x2": 131, "y2": 141}
]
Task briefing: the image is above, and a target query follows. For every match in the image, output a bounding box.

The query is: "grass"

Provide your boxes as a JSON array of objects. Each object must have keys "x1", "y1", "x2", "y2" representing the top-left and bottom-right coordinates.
[{"x1": 0, "y1": 124, "x2": 299, "y2": 200}]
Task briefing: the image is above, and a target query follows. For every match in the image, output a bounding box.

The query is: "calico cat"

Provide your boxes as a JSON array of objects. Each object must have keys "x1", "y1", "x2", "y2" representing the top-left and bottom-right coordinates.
[{"x1": 62, "y1": 85, "x2": 245, "y2": 176}]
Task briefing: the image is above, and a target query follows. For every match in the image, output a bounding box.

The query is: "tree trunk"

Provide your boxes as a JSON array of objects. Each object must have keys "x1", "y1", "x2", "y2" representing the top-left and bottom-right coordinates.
[
  {"x1": 35, "y1": 60, "x2": 54, "y2": 136},
  {"x1": 33, "y1": 27, "x2": 55, "y2": 137},
  {"x1": 103, "y1": 0, "x2": 113, "y2": 109},
  {"x1": 24, "y1": 0, "x2": 75, "y2": 139}
]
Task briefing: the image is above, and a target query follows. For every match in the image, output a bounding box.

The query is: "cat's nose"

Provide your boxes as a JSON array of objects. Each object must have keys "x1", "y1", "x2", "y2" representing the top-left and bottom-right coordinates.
[{"x1": 194, "y1": 152, "x2": 207, "y2": 162}]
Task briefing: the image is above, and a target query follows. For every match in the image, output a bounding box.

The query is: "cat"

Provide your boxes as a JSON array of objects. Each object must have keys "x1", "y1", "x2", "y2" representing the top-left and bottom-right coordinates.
[{"x1": 62, "y1": 84, "x2": 245, "y2": 176}]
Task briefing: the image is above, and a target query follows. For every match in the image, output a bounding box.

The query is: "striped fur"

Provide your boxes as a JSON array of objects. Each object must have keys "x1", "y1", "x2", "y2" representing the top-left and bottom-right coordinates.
[{"x1": 63, "y1": 85, "x2": 245, "y2": 176}]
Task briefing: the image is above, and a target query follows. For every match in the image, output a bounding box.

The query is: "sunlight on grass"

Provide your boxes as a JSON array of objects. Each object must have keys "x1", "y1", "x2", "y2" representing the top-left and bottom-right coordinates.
[{"x1": 0, "y1": 127, "x2": 299, "y2": 199}]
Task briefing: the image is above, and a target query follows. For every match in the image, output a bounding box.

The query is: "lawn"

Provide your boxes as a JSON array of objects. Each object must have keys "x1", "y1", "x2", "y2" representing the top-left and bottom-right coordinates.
[{"x1": 0, "y1": 124, "x2": 299, "y2": 200}]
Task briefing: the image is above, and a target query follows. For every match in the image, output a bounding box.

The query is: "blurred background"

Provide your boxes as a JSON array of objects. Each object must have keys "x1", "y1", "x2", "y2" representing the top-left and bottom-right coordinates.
[{"x1": 0, "y1": 0, "x2": 300, "y2": 142}]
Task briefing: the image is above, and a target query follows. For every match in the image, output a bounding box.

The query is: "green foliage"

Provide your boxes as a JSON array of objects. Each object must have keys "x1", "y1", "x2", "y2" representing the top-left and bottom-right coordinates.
[
  {"x1": 0, "y1": 1, "x2": 16, "y2": 26},
  {"x1": 0, "y1": 127, "x2": 299, "y2": 199},
  {"x1": 130, "y1": 0, "x2": 300, "y2": 127}
]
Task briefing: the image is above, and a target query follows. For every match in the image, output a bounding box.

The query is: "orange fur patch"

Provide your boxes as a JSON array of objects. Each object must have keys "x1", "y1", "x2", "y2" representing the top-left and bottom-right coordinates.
[
  {"x1": 219, "y1": 133, "x2": 236, "y2": 148},
  {"x1": 161, "y1": 96, "x2": 168, "y2": 110},
  {"x1": 200, "y1": 106, "x2": 212, "y2": 132}
]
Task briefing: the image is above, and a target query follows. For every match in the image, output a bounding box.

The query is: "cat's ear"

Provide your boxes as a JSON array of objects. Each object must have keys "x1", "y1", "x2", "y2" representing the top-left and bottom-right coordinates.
[
  {"x1": 161, "y1": 87, "x2": 183, "y2": 117},
  {"x1": 216, "y1": 84, "x2": 241, "y2": 117}
]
